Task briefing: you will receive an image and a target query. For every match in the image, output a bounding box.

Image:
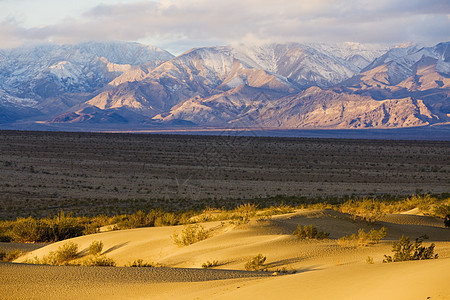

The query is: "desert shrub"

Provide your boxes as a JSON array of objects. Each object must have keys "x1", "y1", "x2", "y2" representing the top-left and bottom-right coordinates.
[
  {"x1": 0, "y1": 249, "x2": 21, "y2": 262},
  {"x1": 338, "y1": 198, "x2": 386, "y2": 223},
  {"x1": 54, "y1": 241, "x2": 79, "y2": 264},
  {"x1": 25, "y1": 242, "x2": 79, "y2": 265},
  {"x1": 366, "y1": 256, "x2": 374, "y2": 264},
  {"x1": 202, "y1": 260, "x2": 219, "y2": 269},
  {"x1": 48, "y1": 211, "x2": 85, "y2": 242},
  {"x1": 10, "y1": 217, "x2": 51, "y2": 243},
  {"x1": 116, "y1": 210, "x2": 182, "y2": 229},
  {"x1": 383, "y1": 235, "x2": 438, "y2": 263},
  {"x1": 9, "y1": 212, "x2": 85, "y2": 243},
  {"x1": 88, "y1": 240, "x2": 104, "y2": 256},
  {"x1": 118, "y1": 210, "x2": 154, "y2": 228},
  {"x1": 127, "y1": 259, "x2": 154, "y2": 267},
  {"x1": 339, "y1": 227, "x2": 387, "y2": 247},
  {"x1": 444, "y1": 214, "x2": 450, "y2": 228},
  {"x1": 245, "y1": 254, "x2": 267, "y2": 271},
  {"x1": 172, "y1": 224, "x2": 209, "y2": 246},
  {"x1": 273, "y1": 266, "x2": 296, "y2": 274},
  {"x1": 82, "y1": 256, "x2": 116, "y2": 267},
  {"x1": 256, "y1": 215, "x2": 272, "y2": 223},
  {"x1": 434, "y1": 205, "x2": 450, "y2": 219},
  {"x1": 293, "y1": 225, "x2": 329, "y2": 240},
  {"x1": 229, "y1": 203, "x2": 259, "y2": 225}
]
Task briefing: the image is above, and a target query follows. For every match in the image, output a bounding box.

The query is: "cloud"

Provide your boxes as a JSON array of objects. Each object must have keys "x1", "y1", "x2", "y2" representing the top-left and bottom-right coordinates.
[{"x1": 0, "y1": 0, "x2": 449, "y2": 51}]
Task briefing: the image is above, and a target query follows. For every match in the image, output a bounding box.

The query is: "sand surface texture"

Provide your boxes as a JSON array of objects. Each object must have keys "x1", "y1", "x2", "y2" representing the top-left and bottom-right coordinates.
[{"x1": 6, "y1": 209, "x2": 450, "y2": 299}]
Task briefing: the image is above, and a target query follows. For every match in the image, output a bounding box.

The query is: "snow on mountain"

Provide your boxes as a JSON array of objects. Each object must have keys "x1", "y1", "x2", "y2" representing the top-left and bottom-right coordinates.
[
  {"x1": 86, "y1": 46, "x2": 296, "y2": 115},
  {"x1": 230, "y1": 43, "x2": 391, "y2": 89},
  {"x1": 0, "y1": 42, "x2": 174, "y2": 100},
  {"x1": 153, "y1": 85, "x2": 287, "y2": 125},
  {"x1": 77, "y1": 41, "x2": 174, "y2": 67},
  {"x1": 153, "y1": 42, "x2": 449, "y2": 129},
  {"x1": 2, "y1": 40, "x2": 448, "y2": 130}
]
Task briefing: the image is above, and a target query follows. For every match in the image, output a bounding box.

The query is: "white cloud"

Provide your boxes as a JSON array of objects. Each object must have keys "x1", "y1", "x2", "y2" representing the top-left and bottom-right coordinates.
[{"x1": 0, "y1": 0, "x2": 449, "y2": 51}]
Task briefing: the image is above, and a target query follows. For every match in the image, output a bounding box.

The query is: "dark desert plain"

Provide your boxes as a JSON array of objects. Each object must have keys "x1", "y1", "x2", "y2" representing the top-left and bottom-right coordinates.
[
  {"x1": 0, "y1": 129, "x2": 449, "y2": 218},
  {"x1": 1, "y1": 130, "x2": 450, "y2": 300}
]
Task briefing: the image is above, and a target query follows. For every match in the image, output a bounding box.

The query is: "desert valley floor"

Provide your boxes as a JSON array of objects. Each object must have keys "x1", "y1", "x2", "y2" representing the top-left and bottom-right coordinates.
[
  {"x1": 0, "y1": 130, "x2": 449, "y2": 299},
  {"x1": 0, "y1": 130, "x2": 448, "y2": 218}
]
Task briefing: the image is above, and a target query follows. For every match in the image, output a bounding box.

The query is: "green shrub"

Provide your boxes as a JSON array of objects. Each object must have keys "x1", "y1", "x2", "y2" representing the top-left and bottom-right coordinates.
[
  {"x1": 383, "y1": 235, "x2": 438, "y2": 263},
  {"x1": 82, "y1": 256, "x2": 116, "y2": 267},
  {"x1": 172, "y1": 224, "x2": 209, "y2": 246},
  {"x1": 293, "y1": 225, "x2": 329, "y2": 240},
  {"x1": 338, "y1": 227, "x2": 387, "y2": 247},
  {"x1": 202, "y1": 260, "x2": 219, "y2": 269},
  {"x1": 127, "y1": 259, "x2": 154, "y2": 267},
  {"x1": 245, "y1": 254, "x2": 267, "y2": 271},
  {"x1": 88, "y1": 240, "x2": 104, "y2": 256}
]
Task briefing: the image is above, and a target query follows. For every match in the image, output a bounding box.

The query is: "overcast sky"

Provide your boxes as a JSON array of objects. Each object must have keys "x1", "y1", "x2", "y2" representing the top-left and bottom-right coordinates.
[{"x1": 1, "y1": 0, "x2": 449, "y2": 54}]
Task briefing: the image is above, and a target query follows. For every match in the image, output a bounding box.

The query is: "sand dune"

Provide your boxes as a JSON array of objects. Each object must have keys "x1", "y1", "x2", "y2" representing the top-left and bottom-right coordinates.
[{"x1": 8, "y1": 209, "x2": 450, "y2": 299}]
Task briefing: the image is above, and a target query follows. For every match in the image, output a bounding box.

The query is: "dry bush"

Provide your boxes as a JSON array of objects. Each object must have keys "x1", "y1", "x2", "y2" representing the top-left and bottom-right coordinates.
[
  {"x1": 338, "y1": 227, "x2": 387, "y2": 247},
  {"x1": 338, "y1": 198, "x2": 386, "y2": 223},
  {"x1": 245, "y1": 254, "x2": 267, "y2": 271},
  {"x1": 202, "y1": 260, "x2": 219, "y2": 269},
  {"x1": 383, "y1": 235, "x2": 438, "y2": 263},
  {"x1": 82, "y1": 256, "x2": 116, "y2": 267},
  {"x1": 54, "y1": 242, "x2": 79, "y2": 264},
  {"x1": 126, "y1": 259, "x2": 155, "y2": 267},
  {"x1": 293, "y1": 225, "x2": 329, "y2": 240},
  {"x1": 172, "y1": 224, "x2": 209, "y2": 246},
  {"x1": 0, "y1": 249, "x2": 21, "y2": 262},
  {"x1": 25, "y1": 241, "x2": 79, "y2": 265},
  {"x1": 88, "y1": 240, "x2": 103, "y2": 256},
  {"x1": 229, "y1": 203, "x2": 259, "y2": 225}
]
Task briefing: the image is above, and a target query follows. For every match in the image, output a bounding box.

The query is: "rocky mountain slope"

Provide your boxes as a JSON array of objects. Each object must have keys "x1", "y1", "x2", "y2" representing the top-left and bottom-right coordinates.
[
  {"x1": 0, "y1": 41, "x2": 448, "y2": 129},
  {"x1": 0, "y1": 41, "x2": 174, "y2": 122}
]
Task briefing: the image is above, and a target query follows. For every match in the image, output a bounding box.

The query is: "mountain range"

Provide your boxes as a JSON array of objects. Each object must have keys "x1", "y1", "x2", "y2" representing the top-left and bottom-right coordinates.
[{"x1": 0, "y1": 41, "x2": 448, "y2": 130}]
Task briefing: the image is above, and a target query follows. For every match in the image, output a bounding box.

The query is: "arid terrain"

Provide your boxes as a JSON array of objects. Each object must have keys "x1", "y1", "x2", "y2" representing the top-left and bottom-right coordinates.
[
  {"x1": 0, "y1": 130, "x2": 449, "y2": 219},
  {"x1": 2, "y1": 209, "x2": 450, "y2": 299},
  {"x1": 0, "y1": 130, "x2": 449, "y2": 299}
]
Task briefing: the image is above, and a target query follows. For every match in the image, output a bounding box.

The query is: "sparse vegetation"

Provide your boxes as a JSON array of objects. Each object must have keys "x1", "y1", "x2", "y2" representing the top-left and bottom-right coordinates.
[
  {"x1": 172, "y1": 224, "x2": 209, "y2": 246},
  {"x1": 2, "y1": 131, "x2": 447, "y2": 222},
  {"x1": 81, "y1": 256, "x2": 116, "y2": 267},
  {"x1": 7, "y1": 211, "x2": 85, "y2": 243},
  {"x1": 366, "y1": 256, "x2": 374, "y2": 264},
  {"x1": 444, "y1": 214, "x2": 450, "y2": 228},
  {"x1": 338, "y1": 198, "x2": 386, "y2": 223},
  {"x1": 293, "y1": 225, "x2": 329, "y2": 240},
  {"x1": 88, "y1": 240, "x2": 103, "y2": 256},
  {"x1": 245, "y1": 254, "x2": 268, "y2": 271},
  {"x1": 23, "y1": 241, "x2": 119, "y2": 266},
  {"x1": 383, "y1": 235, "x2": 438, "y2": 263},
  {"x1": 202, "y1": 260, "x2": 219, "y2": 269},
  {"x1": 338, "y1": 227, "x2": 387, "y2": 247},
  {"x1": 0, "y1": 195, "x2": 448, "y2": 244},
  {"x1": 25, "y1": 241, "x2": 79, "y2": 266},
  {"x1": 0, "y1": 249, "x2": 21, "y2": 262},
  {"x1": 54, "y1": 242, "x2": 79, "y2": 264},
  {"x1": 126, "y1": 259, "x2": 155, "y2": 267}
]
